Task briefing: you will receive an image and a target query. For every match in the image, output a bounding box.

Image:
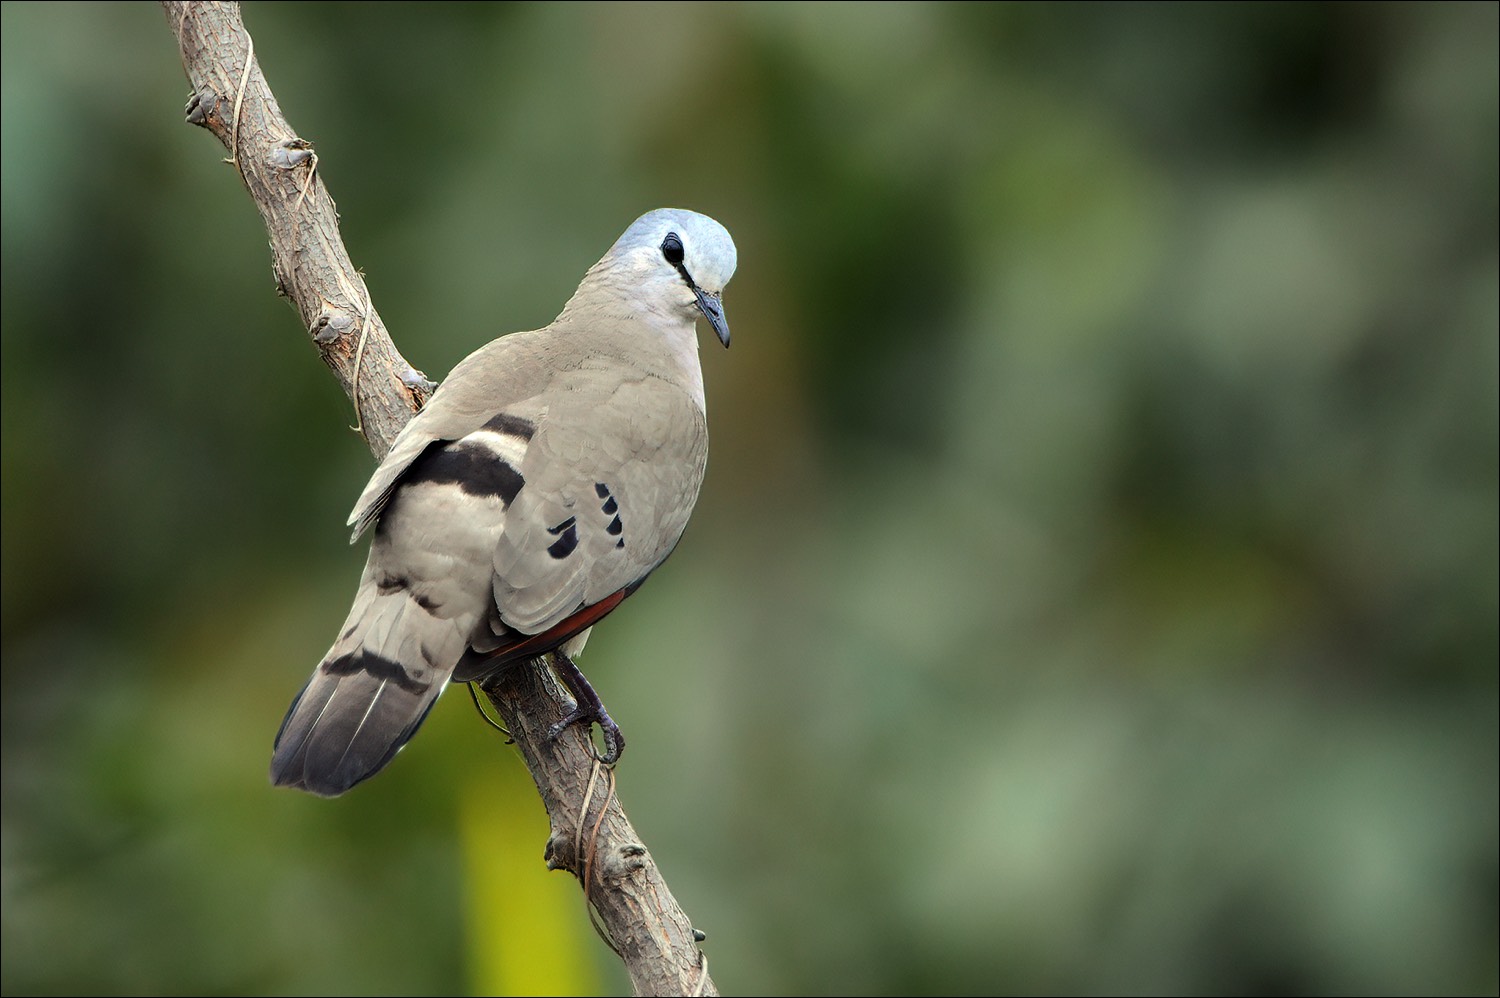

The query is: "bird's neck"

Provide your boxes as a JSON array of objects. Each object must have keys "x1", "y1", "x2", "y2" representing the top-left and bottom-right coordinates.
[{"x1": 556, "y1": 283, "x2": 707, "y2": 414}]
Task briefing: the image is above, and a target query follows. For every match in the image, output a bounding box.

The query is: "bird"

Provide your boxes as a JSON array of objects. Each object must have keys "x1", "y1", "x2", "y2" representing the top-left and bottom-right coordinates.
[{"x1": 270, "y1": 208, "x2": 736, "y2": 797}]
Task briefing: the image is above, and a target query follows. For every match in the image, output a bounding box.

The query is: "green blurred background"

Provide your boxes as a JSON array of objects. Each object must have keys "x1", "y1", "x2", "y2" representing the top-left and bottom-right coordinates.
[{"x1": 3, "y1": 3, "x2": 1496, "y2": 995}]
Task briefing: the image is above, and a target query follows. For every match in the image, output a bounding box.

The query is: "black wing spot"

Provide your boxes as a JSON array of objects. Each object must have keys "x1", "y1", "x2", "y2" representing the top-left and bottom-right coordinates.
[
  {"x1": 596, "y1": 483, "x2": 621, "y2": 535},
  {"x1": 547, "y1": 516, "x2": 579, "y2": 559}
]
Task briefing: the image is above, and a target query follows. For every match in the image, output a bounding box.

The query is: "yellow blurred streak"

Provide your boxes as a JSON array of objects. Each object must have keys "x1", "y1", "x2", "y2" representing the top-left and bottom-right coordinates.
[{"x1": 460, "y1": 762, "x2": 597, "y2": 997}]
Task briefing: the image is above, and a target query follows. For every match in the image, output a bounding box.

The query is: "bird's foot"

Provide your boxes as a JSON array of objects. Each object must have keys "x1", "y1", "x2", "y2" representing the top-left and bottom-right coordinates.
[{"x1": 547, "y1": 652, "x2": 625, "y2": 764}]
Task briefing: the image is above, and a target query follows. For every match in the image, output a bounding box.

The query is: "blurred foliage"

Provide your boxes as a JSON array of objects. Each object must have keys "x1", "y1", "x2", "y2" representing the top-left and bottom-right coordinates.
[{"x1": 2, "y1": 2, "x2": 1496, "y2": 996}]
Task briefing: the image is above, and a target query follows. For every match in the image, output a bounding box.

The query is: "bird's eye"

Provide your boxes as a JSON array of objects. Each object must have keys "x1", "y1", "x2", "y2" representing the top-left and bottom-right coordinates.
[{"x1": 661, "y1": 233, "x2": 685, "y2": 265}]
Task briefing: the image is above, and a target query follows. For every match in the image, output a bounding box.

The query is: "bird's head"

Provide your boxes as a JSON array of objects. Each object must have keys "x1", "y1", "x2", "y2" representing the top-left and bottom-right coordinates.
[{"x1": 598, "y1": 208, "x2": 737, "y2": 348}]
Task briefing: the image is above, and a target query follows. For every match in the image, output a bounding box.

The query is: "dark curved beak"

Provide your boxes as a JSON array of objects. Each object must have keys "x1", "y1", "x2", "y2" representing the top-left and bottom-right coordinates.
[{"x1": 694, "y1": 287, "x2": 731, "y2": 348}]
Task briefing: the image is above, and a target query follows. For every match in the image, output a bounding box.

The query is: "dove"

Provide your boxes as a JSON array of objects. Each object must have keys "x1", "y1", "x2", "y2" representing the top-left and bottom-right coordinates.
[{"x1": 270, "y1": 208, "x2": 735, "y2": 797}]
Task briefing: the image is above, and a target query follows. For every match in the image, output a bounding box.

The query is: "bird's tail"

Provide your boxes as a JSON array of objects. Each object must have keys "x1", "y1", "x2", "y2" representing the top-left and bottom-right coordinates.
[{"x1": 270, "y1": 576, "x2": 470, "y2": 797}]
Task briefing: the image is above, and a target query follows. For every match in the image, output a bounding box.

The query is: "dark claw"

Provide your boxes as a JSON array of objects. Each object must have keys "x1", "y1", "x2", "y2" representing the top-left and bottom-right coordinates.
[
  {"x1": 547, "y1": 651, "x2": 626, "y2": 764},
  {"x1": 547, "y1": 706, "x2": 623, "y2": 764}
]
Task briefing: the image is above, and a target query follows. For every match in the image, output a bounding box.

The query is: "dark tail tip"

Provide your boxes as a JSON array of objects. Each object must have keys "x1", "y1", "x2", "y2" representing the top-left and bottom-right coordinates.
[{"x1": 269, "y1": 661, "x2": 443, "y2": 797}]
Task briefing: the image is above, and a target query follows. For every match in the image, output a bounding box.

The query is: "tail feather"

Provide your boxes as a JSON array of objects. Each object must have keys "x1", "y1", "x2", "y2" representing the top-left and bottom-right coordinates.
[{"x1": 271, "y1": 587, "x2": 470, "y2": 796}]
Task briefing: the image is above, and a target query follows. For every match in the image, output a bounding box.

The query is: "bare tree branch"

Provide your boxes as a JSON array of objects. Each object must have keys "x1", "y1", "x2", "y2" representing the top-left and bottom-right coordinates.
[
  {"x1": 160, "y1": 4, "x2": 717, "y2": 994},
  {"x1": 162, "y1": 1, "x2": 430, "y2": 455}
]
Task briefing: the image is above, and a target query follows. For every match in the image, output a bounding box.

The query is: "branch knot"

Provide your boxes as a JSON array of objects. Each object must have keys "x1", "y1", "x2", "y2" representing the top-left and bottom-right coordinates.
[
  {"x1": 183, "y1": 87, "x2": 222, "y2": 127},
  {"x1": 310, "y1": 309, "x2": 355, "y2": 345}
]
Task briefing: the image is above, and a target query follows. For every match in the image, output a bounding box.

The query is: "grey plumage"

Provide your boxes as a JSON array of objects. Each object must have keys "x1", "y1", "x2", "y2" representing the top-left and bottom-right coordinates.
[{"x1": 271, "y1": 208, "x2": 736, "y2": 796}]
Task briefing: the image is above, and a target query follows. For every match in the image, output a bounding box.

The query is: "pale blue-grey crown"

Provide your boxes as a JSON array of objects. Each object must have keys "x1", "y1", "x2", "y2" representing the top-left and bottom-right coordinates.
[{"x1": 612, "y1": 208, "x2": 737, "y2": 295}]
